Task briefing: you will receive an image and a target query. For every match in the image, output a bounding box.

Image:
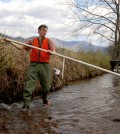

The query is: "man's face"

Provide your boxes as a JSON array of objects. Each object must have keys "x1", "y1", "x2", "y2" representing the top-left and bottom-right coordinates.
[{"x1": 38, "y1": 27, "x2": 48, "y2": 37}]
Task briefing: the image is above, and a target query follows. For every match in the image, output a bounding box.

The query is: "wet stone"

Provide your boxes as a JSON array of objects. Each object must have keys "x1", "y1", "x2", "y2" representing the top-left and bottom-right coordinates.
[
  {"x1": 112, "y1": 118, "x2": 120, "y2": 122},
  {"x1": 0, "y1": 103, "x2": 12, "y2": 111}
]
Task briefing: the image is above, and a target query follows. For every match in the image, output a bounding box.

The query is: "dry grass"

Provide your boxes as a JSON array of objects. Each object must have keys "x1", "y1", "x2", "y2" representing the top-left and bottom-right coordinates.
[{"x1": 0, "y1": 43, "x2": 110, "y2": 103}]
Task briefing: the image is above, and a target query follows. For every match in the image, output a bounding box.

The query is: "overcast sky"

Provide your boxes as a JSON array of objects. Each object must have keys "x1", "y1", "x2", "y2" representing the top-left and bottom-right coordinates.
[
  {"x1": 0, "y1": 0, "x2": 110, "y2": 46},
  {"x1": 0, "y1": 0, "x2": 66, "y2": 37}
]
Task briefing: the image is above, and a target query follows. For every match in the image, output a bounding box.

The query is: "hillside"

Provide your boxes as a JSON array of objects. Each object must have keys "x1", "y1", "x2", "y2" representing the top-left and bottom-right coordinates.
[{"x1": 51, "y1": 37, "x2": 106, "y2": 52}]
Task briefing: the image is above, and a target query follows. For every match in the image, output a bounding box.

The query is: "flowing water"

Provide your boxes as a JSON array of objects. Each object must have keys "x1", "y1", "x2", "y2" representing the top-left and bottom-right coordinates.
[{"x1": 0, "y1": 74, "x2": 120, "y2": 134}]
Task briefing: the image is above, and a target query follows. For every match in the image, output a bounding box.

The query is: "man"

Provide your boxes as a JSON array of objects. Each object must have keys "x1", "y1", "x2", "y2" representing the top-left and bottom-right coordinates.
[{"x1": 3, "y1": 24, "x2": 56, "y2": 111}]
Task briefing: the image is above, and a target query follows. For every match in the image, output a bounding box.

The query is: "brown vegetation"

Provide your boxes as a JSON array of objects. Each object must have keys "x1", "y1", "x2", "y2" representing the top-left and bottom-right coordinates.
[{"x1": 0, "y1": 43, "x2": 110, "y2": 103}]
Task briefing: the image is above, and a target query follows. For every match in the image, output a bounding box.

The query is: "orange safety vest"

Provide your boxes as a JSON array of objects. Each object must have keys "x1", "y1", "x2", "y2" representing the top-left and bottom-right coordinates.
[{"x1": 30, "y1": 37, "x2": 50, "y2": 63}]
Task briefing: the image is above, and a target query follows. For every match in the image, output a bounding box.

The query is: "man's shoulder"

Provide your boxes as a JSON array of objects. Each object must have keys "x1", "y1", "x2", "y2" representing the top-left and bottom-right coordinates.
[
  {"x1": 28, "y1": 36, "x2": 38, "y2": 40},
  {"x1": 31, "y1": 36, "x2": 38, "y2": 41},
  {"x1": 46, "y1": 38, "x2": 52, "y2": 42},
  {"x1": 44, "y1": 37, "x2": 51, "y2": 43},
  {"x1": 45, "y1": 37, "x2": 49, "y2": 40}
]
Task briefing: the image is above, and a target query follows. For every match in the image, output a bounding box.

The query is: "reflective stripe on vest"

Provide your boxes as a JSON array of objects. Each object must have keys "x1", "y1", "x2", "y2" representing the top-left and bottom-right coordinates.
[{"x1": 30, "y1": 37, "x2": 50, "y2": 63}]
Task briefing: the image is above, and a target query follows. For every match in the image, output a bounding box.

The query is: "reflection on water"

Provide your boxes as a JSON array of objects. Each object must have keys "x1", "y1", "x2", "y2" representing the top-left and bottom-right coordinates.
[
  {"x1": 49, "y1": 74, "x2": 120, "y2": 134},
  {"x1": 0, "y1": 74, "x2": 120, "y2": 134},
  {"x1": 112, "y1": 75, "x2": 120, "y2": 87}
]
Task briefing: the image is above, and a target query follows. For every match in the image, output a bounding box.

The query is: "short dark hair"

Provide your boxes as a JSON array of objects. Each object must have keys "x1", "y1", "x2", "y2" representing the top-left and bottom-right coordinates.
[{"x1": 38, "y1": 24, "x2": 48, "y2": 30}]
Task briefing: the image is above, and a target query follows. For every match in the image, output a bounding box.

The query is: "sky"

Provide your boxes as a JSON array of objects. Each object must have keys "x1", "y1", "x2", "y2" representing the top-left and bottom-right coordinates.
[
  {"x1": 0, "y1": 0, "x2": 111, "y2": 46},
  {"x1": 0, "y1": 0, "x2": 66, "y2": 38}
]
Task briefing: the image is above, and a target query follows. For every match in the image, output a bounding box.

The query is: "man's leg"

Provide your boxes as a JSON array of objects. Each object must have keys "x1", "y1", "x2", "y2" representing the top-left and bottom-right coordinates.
[
  {"x1": 38, "y1": 64, "x2": 51, "y2": 104},
  {"x1": 23, "y1": 63, "x2": 37, "y2": 107}
]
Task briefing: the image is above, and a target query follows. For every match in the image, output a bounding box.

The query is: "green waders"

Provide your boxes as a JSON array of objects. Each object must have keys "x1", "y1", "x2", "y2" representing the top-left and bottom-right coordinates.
[{"x1": 23, "y1": 62, "x2": 51, "y2": 107}]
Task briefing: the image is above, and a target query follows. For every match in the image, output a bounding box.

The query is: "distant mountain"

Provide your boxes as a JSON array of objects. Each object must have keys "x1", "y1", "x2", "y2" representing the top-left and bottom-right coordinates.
[
  {"x1": 26, "y1": 36, "x2": 37, "y2": 41},
  {"x1": 0, "y1": 33, "x2": 107, "y2": 52},
  {"x1": 51, "y1": 37, "x2": 106, "y2": 52},
  {"x1": 14, "y1": 36, "x2": 26, "y2": 42}
]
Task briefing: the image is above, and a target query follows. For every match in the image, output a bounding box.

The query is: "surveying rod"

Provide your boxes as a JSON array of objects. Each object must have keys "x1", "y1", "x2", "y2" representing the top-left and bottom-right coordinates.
[{"x1": 0, "y1": 37, "x2": 120, "y2": 77}]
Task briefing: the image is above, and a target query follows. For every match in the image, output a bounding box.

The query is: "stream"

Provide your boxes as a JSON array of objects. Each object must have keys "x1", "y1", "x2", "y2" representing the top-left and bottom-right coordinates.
[{"x1": 0, "y1": 74, "x2": 120, "y2": 134}]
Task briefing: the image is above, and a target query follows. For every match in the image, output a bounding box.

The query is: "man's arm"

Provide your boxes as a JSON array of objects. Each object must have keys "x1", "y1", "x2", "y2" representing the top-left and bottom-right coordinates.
[
  {"x1": 3, "y1": 38, "x2": 32, "y2": 51},
  {"x1": 10, "y1": 42, "x2": 25, "y2": 50},
  {"x1": 48, "y1": 39, "x2": 56, "y2": 53}
]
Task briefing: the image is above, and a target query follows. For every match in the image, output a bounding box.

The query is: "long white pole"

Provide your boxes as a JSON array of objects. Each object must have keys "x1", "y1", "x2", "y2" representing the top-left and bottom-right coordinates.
[
  {"x1": 0, "y1": 37, "x2": 120, "y2": 77},
  {"x1": 62, "y1": 58, "x2": 65, "y2": 79}
]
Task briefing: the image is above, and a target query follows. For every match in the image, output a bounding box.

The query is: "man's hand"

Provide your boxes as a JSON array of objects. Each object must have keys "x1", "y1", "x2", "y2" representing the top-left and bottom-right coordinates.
[
  {"x1": 3, "y1": 38, "x2": 11, "y2": 43},
  {"x1": 47, "y1": 50, "x2": 52, "y2": 54},
  {"x1": 0, "y1": 38, "x2": 11, "y2": 43},
  {"x1": 47, "y1": 50, "x2": 56, "y2": 54},
  {"x1": 0, "y1": 38, "x2": 5, "y2": 43}
]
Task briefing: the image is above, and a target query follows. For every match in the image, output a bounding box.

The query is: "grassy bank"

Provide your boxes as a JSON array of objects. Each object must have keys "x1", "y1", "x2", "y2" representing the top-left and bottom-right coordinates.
[{"x1": 0, "y1": 43, "x2": 110, "y2": 103}]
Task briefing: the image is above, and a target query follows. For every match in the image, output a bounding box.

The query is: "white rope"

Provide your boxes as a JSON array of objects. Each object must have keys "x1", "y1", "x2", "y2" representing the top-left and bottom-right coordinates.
[{"x1": 0, "y1": 37, "x2": 120, "y2": 77}]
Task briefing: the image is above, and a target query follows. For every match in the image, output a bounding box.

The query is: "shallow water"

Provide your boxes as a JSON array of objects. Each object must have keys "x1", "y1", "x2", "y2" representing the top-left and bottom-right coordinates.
[{"x1": 0, "y1": 74, "x2": 120, "y2": 134}]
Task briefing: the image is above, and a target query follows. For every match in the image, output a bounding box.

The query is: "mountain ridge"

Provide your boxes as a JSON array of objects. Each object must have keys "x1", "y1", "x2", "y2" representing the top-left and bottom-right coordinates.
[{"x1": 50, "y1": 37, "x2": 106, "y2": 52}]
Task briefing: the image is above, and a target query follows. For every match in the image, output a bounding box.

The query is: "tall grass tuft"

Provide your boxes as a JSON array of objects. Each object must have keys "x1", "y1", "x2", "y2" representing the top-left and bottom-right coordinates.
[{"x1": 0, "y1": 42, "x2": 9, "y2": 73}]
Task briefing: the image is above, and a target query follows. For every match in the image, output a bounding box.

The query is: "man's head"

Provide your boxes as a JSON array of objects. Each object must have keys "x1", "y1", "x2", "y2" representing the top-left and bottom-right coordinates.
[{"x1": 38, "y1": 24, "x2": 48, "y2": 37}]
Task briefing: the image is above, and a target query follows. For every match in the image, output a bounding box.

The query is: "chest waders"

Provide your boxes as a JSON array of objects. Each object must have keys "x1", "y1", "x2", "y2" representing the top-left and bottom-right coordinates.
[{"x1": 23, "y1": 62, "x2": 51, "y2": 107}]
